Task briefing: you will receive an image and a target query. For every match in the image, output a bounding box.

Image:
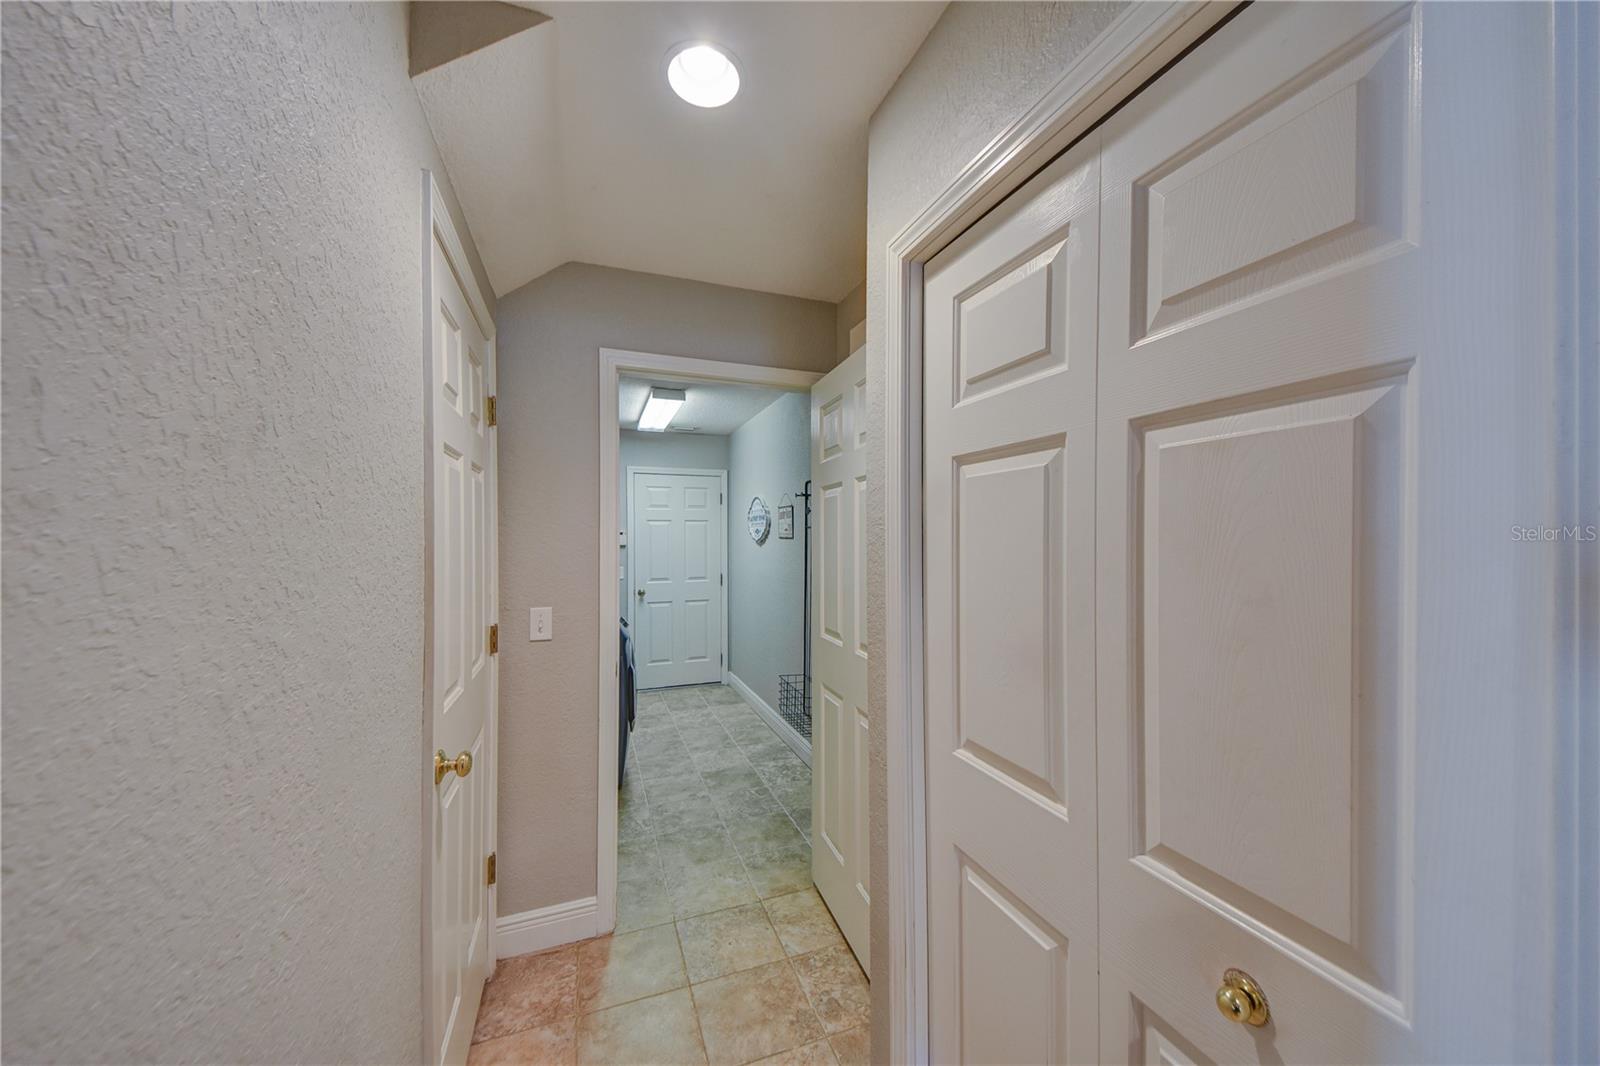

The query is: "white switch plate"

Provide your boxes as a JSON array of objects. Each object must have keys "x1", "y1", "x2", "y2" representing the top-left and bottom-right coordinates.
[{"x1": 530, "y1": 607, "x2": 553, "y2": 641}]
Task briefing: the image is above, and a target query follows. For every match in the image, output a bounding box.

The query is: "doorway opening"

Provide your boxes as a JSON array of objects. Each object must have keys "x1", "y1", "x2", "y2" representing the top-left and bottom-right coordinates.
[{"x1": 602, "y1": 348, "x2": 871, "y2": 1059}]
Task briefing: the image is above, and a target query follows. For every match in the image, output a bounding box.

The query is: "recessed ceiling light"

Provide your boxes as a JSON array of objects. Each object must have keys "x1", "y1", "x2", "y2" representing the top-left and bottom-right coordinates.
[
  {"x1": 637, "y1": 386, "x2": 686, "y2": 431},
  {"x1": 666, "y1": 43, "x2": 740, "y2": 108}
]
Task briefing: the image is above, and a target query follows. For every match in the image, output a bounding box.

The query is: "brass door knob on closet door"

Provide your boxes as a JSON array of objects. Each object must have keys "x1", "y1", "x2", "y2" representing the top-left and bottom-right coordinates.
[
  {"x1": 1216, "y1": 968, "x2": 1270, "y2": 1027},
  {"x1": 637, "y1": 588, "x2": 645, "y2": 597},
  {"x1": 435, "y1": 749, "x2": 473, "y2": 785}
]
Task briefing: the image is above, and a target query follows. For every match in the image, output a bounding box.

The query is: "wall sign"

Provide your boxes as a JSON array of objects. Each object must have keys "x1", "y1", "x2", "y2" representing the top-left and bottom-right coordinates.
[
  {"x1": 747, "y1": 497, "x2": 771, "y2": 544},
  {"x1": 777, "y1": 504, "x2": 795, "y2": 540}
]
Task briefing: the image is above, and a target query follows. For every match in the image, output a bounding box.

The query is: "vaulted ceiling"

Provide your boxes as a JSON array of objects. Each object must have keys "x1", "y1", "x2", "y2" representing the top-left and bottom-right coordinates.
[{"x1": 412, "y1": 2, "x2": 945, "y2": 302}]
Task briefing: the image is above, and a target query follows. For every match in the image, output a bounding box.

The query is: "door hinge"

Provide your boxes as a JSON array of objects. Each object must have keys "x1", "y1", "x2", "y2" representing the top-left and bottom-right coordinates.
[
  {"x1": 486, "y1": 851, "x2": 496, "y2": 886},
  {"x1": 488, "y1": 623, "x2": 499, "y2": 655},
  {"x1": 486, "y1": 396, "x2": 497, "y2": 427}
]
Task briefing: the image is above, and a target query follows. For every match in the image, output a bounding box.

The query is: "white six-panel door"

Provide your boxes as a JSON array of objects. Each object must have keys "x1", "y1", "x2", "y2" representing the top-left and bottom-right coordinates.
[
  {"x1": 922, "y1": 136, "x2": 1102, "y2": 1066},
  {"x1": 630, "y1": 470, "x2": 724, "y2": 689},
  {"x1": 919, "y1": 2, "x2": 1558, "y2": 1061},
  {"x1": 428, "y1": 188, "x2": 495, "y2": 1066},
  {"x1": 1094, "y1": 3, "x2": 1554, "y2": 1061},
  {"x1": 811, "y1": 347, "x2": 871, "y2": 967}
]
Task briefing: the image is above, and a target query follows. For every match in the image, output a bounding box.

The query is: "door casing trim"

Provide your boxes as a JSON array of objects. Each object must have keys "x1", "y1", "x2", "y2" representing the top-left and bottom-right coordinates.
[{"x1": 596, "y1": 347, "x2": 821, "y2": 934}]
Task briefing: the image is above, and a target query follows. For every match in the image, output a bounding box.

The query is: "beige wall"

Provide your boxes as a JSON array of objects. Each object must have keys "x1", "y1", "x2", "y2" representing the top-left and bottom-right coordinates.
[
  {"x1": 495, "y1": 262, "x2": 836, "y2": 915},
  {"x1": 835, "y1": 280, "x2": 867, "y2": 364},
  {"x1": 0, "y1": 3, "x2": 493, "y2": 1062},
  {"x1": 863, "y1": 2, "x2": 1127, "y2": 1058}
]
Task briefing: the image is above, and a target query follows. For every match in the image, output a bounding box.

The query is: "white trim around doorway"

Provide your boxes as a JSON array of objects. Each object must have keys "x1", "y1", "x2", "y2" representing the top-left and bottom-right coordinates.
[{"x1": 596, "y1": 348, "x2": 822, "y2": 936}]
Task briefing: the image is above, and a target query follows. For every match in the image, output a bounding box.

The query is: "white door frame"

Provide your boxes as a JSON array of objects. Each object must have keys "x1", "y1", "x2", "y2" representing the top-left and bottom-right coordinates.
[
  {"x1": 597, "y1": 348, "x2": 822, "y2": 934},
  {"x1": 421, "y1": 171, "x2": 498, "y2": 1062},
  {"x1": 881, "y1": 2, "x2": 1596, "y2": 1062},
  {"x1": 625, "y1": 465, "x2": 729, "y2": 686}
]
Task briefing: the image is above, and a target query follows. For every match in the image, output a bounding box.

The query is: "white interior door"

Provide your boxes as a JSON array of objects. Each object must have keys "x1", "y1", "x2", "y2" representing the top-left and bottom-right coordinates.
[
  {"x1": 810, "y1": 347, "x2": 870, "y2": 967},
  {"x1": 630, "y1": 470, "x2": 724, "y2": 689},
  {"x1": 1094, "y1": 3, "x2": 1555, "y2": 1062},
  {"x1": 921, "y1": 136, "x2": 1102, "y2": 1065},
  {"x1": 916, "y1": 2, "x2": 1559, "y2": 1061},
  {"x1": 427, "y1": 186, "x2": 496, "y2": 1066}
]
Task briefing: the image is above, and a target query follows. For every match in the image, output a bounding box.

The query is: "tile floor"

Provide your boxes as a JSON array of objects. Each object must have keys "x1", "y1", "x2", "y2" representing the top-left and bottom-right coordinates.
[{"x1": 469, "y1": 683, "x2": 869, "y2": 1066}]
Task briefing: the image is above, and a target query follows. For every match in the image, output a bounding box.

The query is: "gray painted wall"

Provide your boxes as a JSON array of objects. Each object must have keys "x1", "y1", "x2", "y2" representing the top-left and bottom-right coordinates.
[
  {"x1": 863, "y1": 2, "x2": 1127, "y2": 1056},
  {"x1": 727, "y1": 393, "x2": 811, "y2": 714},
  {"x1": 495, "y1": 262, "x2": 835, "y2": 916},
  {"x1": 618, "y1": 430, "x2": 730, "y2": 620},
  {"x1": 0, "y1": 3, "x2": 494, "y2": 1062}
]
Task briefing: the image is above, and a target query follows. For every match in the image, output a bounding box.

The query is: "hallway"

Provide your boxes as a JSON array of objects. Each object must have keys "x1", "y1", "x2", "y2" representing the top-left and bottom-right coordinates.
[{"x1": 469, "y1": 685, "x2": 868, "y2": 1065}]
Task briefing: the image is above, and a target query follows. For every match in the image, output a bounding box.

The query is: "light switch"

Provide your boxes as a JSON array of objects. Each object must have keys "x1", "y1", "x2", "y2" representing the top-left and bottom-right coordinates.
[{"x1": 530, "y1": 607, "x2": 553, "y2": 641}]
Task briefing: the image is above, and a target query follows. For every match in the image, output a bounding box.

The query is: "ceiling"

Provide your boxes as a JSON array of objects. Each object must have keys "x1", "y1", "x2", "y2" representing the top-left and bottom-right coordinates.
[
  {"x1": 619, "y1": 376, "x2": 789, "y2": 436},
  {"x1": 413, "y1": 2, "x2": 946, "y2": 302}
]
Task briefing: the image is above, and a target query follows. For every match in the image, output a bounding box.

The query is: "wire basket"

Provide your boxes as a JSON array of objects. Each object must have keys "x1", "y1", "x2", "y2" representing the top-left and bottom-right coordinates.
[{"x1": 777, "y1": 673, "x2": 812, "y2": 740}]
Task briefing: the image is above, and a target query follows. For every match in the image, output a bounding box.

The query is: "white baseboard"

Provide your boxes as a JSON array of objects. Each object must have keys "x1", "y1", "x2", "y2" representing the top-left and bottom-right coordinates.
[
  {"x1": 727, "y1": 671, "x2": 811, "y2": 768},
  {"x1": 496, "y1": 896, "x2": 599, "y2": 959}
]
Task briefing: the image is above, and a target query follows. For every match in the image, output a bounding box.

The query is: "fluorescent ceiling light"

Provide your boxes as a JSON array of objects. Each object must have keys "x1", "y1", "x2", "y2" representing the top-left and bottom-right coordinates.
[
  {"x1": 666, "y1": 43, "x2": 740, "y2": 108},
  {"x1": 637, "y1": 386, "x2": 686, "y2": 431}
]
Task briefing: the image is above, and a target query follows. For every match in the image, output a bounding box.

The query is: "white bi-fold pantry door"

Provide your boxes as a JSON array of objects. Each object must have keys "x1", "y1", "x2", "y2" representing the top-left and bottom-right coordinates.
[
  {"x1": 922, "y1": 136, "x2": 1102, "y2": 1066},
  {"x1": 810, "y1": 346, "x2": 870, "y2": 967},
  {"x1": 630, "y1": 470, "x2": 724, "y2": 689},
  {"x1": 921, "y1": 2, "x2": 1558, "y2": 1062}
]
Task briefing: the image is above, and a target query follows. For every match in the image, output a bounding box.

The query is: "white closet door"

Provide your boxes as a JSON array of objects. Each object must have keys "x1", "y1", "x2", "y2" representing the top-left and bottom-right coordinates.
[
  {"x1": 631, "y1": 471, "x2": 723, "y2": 689},
  {"x1": 1094, "y1": 3, "x2": 1557, "y2": 1061},
  {"x1": 921, "y1": 136, "x2": 1101, "y2": 1065},
  {"x1": 811, "y1": 347, "x2": 871, "y2": 967}
]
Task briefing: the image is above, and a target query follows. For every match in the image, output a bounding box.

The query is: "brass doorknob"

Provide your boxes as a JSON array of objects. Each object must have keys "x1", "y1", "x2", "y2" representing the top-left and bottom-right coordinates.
[
  {"x1": 435, "y1": 749, "x2": 473, "y2": 785},
  {"x1": 636, "y1": 588, "x2": 645, "y2": 597},
  {"x1": 1215, "y1": 968, "x2": 1270, "y2": 1027}
]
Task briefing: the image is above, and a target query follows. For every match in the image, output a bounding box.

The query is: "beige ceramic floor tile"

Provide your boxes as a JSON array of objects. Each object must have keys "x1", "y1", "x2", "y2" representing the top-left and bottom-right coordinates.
[
  {"x1": 740, "y1": 843, "x2": 814, "y2": 900},
  {"x1": 473, "y1": 945, "x2": 579, "y2": 1043},
  {"x1": 665, "y1": 856, "x2": 759, "y2": 919},
  {"x1": 675, "y1": 903, "x2": 786, "y2": 983},
  {"x1": 576, "y1": 988, "x2": 707, "y2": 1066},
  {"x1": 575, "y1": 924, "x2": 687, "y2": 1013},
  {"x1": 690, "y1": 960, "x2": 825, "y2": 1066},
  {"x1": 827, "y1": 1028, "x2": 869, "y2": 1066},
  {"x1": 615, "y1": 871, "x2": 676, "y2": 934},
  {"x1": 791, "y1": 947, "x2": 869, "y2": 1035},
  {"x1": 468, "y1": 1018, "x2": 577, "y2": 1065},
  {"x1": 749, "y1": 1039, "x2": 837, "y2": 1065},
  {"x1": 761, "y1": 890, "x2": 846, "y2": 958}
]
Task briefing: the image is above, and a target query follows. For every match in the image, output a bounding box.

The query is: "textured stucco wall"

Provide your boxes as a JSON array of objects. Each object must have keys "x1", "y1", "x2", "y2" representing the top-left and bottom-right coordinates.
[
  {"x1": 1, "y1": 3, "x2": 492, "y2": 1062},
  {"x1": 495, "y1": 263, "x2": 835, "y2": 916},
  {"x1": 863, "y1": 3, "x2": 1127, "y2": 1059},
  {"x1": 727, "y1": 392, "x2": 810, "y2": 713}
]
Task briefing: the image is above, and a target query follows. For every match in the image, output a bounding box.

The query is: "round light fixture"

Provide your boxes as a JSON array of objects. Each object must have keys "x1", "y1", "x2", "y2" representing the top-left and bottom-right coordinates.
[{"x1": 666, "y1": 43, "x2": 740, "y2": 108}]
